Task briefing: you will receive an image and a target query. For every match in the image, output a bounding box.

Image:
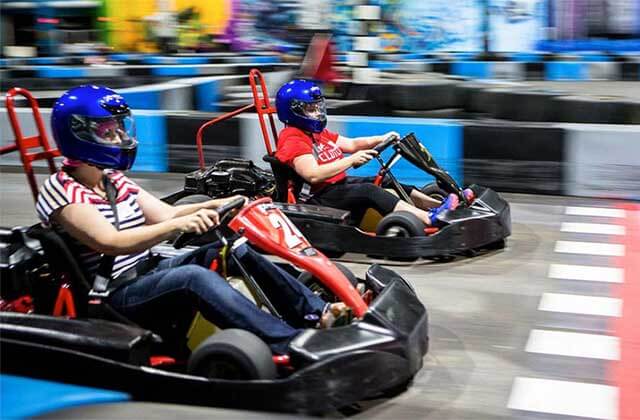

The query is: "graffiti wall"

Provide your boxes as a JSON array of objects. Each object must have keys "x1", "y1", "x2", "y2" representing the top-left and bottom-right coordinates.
[{"x1": 339, "y1": 0, "x2": 548, "y2": 52}]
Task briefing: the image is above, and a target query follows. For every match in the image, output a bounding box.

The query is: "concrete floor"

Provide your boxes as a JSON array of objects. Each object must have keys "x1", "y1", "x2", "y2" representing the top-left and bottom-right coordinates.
[{"x1": 1, "y1": 170, "x2": 623, "y2": 419}]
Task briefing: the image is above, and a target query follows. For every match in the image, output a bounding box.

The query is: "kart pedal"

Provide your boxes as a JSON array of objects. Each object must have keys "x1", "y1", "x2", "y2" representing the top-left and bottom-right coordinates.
[{"x1": 361, "y1": 289, "x2": 374, "y2": 305}]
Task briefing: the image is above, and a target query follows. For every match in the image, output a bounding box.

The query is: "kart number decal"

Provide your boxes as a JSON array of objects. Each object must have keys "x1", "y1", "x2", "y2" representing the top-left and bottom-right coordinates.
[{"x1": 268, "y1": 213, "x2": 304, "y2": 249}]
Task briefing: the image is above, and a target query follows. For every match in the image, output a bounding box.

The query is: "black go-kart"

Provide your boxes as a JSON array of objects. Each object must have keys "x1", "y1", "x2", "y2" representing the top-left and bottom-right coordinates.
[
  {"x1": 0, "y1": 197, "x2": 429, "y2": 414},
  {"x1": 170, "y1": 69, "x2": 511, "y2": 260}
]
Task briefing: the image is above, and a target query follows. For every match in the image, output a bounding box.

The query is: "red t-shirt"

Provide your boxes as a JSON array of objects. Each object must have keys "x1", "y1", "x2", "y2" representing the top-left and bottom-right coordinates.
[{"x1": 276, "y1": 126, "x2": 346, "y2": 192}]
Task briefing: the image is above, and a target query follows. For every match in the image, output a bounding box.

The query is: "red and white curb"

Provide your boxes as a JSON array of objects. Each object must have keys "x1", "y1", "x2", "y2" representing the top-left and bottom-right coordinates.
[{"x1": 508, "y1": 204, "x2": 639, "y2": 420}]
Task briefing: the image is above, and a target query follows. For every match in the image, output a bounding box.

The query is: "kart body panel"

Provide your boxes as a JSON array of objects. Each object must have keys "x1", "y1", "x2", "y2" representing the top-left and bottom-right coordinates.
[
  {"x1": 279, "y1": 185, "x2": 511, "y2": 258},
  {"x1": 0, "y1": 266, "x2": 428, "y2": 413},
  {"x1": 229, "y1": 198, "x2": 367, "y2": 316}
]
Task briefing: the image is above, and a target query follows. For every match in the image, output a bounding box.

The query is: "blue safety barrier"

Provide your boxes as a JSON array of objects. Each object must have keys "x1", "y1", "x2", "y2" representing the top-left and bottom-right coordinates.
[
  {"x1": 545, "y1": 62, "x2": 588, "y2": 80},
  {"x1": 121, "y1": 90, "x2": 162, "y2": 110},
  {"x1": 109, "y1": 53, "x2": 145, "y2": 61},
  {"x1": 152, "y1": 66, "x2": 200, "y2": 77},
  {"x1": 195, "y1": 80, "x2": 219, "y2": 112},
  {"x1": 342, "y1": 116, "x2": 463, "y2": 186},
  {"x1": 36, "y1": 66, "x2": 86, "y2": 78},
  {"x1": 143, "y1": 56, "x2": 210, "y2": 65},
  {"x1": 369, "y1": 60, "x2": 399, "y2": 70},
  {"x1": 0, "y1": 374, "x2": 129, "y2": 419},
  {"x1": 131, "y1": 112, "x2": 168, "y2": 172},
  {"x1": 451, "y1": 62, "x2": 491, "y2": 79}
]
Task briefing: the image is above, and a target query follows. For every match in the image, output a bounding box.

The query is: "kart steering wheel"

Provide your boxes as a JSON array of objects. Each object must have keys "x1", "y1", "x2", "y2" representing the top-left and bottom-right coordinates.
[
  {"x1": 373, "y1": 134, "x2": 400, "y2": 154},
  {"x1": 174, "y1": 197, "x2": 247, "y2": 249}
]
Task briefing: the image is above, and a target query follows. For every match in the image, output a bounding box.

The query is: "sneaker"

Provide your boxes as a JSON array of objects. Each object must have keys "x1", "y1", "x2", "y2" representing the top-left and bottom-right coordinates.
[
  {"x1": 429, "y1": 193, "x2": 459, "y2": 225},
  {"x1": 463, "y1": 188, "x2": 476, "y2": 204},
  {"x1": 320, "y1": 303, "x2": 353, "y2": 328}
]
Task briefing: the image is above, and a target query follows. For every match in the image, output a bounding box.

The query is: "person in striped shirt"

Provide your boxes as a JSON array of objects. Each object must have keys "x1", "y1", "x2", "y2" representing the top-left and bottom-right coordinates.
[{"x1": 38, "y1": 85, "x2": 346, "y2": 354}]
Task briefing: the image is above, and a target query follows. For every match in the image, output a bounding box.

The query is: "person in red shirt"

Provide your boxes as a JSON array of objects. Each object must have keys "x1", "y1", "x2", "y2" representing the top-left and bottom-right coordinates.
[{"x1": 274, "y1": 79, "x2": 468, "y2": 226}]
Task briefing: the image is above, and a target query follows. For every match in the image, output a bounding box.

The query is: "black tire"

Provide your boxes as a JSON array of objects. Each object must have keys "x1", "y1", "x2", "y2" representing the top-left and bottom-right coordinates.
[
  {"x1": 511, "y1": 89, "x2": 566, "y2": 122},
  {"x1": 420, "y1": 182, "x2": 448, "y2": 202},
  {"x1": 553, "y1": 95, "x2": 629, "y2": 124},
  {"x1": 389, "y1": 80, "x2": 460, "y2": 111},
  {"x1": 376, "y1": 211, "x2": 426, "y2": 238},
  {"x1": 297, "y1": 262, "x2": 358, "y2": 302},
  {"x1": 174, "y1": 194, "x2": 211, "y2": 205},
  {"x1": 187, "y1": 329, "x2": 276, "y2": 381}
]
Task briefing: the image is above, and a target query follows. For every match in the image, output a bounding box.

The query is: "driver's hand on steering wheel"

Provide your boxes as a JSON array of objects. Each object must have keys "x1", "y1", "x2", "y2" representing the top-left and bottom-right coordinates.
[
  {"x1": 173, "y1": 209, "x2": 220, "y2": 234},
  {"x1": 376, "y1": 131, "x2": 400, "y2": 145},
  {"x1": 350, "y1": 149, "x2": 378, "y2": 168}
]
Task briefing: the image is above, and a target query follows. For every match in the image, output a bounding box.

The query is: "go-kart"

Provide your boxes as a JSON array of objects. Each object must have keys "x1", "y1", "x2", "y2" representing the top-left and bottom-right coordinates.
[
  {"x1": 0, "y1": 197, "x2": 429, "y2": 413},
  {"x1": 177, "y1": 69, "x2": 511, "y2": 260},
  {"x1": 0, "y1": 92, "x2": 429, "y2": 413}
]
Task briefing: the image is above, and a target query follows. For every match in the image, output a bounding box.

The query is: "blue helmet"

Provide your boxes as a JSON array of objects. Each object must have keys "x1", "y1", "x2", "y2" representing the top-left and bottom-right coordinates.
[
  {"x1": 51, "y1": 85, "x2": 137, "y2": 170},
  {"x1": 275, "y1": 79, "x2": 327, "y2": 133}
]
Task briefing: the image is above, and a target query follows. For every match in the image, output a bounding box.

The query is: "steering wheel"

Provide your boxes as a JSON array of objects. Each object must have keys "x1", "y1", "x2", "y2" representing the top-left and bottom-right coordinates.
[
  {"x1": 173, "y1": 197, "x2": 246, "y2": 249},
  {"x1": 372, "y1": 133, "x2": 400, "y2": 154}
]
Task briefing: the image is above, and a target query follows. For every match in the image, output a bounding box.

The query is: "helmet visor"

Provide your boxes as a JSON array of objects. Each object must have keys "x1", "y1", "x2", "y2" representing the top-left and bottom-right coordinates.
[
  {"x1": 291, "y1": 98, "x2": 327, "y2": 122},
  {"x1": 71, "y1": 113, "x2": 136, "y2": 148}
]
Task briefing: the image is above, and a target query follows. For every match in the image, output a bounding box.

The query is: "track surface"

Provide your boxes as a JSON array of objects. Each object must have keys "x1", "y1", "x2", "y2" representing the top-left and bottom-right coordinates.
[{"x1": 0, "y1": 170, "x2": 627, "y2": 419}]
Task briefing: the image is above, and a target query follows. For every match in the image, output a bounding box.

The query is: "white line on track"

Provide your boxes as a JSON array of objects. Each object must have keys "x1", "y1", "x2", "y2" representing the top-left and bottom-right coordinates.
[
  {"x1": 548, "y1": 264, "x2": 623, "y2": 283},
  {"x1": 538, "y1": 293, "x2": 622, "y2": 317},
  {"x1": 526, "y1": 329, "x2": 620, "y2": 360},
  {"x1": 508, "y1": 377, "x2": 618, "y2": 419},
  {"x1": 565, "y1": 206, "x2": 626, "y2": 219},
  {"x1": 555, "y1": 240, "x2": 625, "y2": 257},
  {"x1": 561, "y1": 222, "x2": 626, "y2": 236}
]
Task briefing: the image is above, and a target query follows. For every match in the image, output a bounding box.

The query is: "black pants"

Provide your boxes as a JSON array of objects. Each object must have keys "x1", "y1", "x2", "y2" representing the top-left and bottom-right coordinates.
[{"x1": 308, "y1": 176, "x2": 416, "y2": 223}]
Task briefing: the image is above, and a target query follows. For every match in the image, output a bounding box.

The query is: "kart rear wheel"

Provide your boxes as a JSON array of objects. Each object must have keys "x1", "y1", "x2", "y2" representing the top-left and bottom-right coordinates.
[
  {"x1": 187, "y1": 329, "x2": 276, "y2": 380},
  {"x1": 420, "y1": 183, "x2": 447, "y2": 202},
  {"x1": 297, "y1": 262, "x2": 359, "y2": 302},
  {"x1": 174, "y1": 194, "x2": 211, "y2": 205},
  {"x1": 376, "y1": 211, "x2": 426, "y2": 238}
]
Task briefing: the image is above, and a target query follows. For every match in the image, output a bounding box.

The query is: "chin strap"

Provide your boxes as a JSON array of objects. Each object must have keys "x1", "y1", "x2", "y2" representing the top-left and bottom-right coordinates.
[{"x1": 89, "y1": 174, "x2": 120, "y2": 297}]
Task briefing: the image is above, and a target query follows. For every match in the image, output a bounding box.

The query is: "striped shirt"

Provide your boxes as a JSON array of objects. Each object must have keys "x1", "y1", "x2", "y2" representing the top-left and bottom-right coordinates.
[{"x1": 36, "y1": 169, "x2": 150, "y2": 279}]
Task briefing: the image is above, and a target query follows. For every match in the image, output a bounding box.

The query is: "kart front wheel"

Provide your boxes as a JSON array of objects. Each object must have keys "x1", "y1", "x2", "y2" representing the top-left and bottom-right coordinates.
[
  {"x1": 187, "y1": 329, "x2": 277, "y2": 380},
  {"x1": 420, "y1": 183, "x2": 447, "y2": 202},
  {"x1": 376, "y1": 211, "x2": 426, "y2": 238},
  {"x1": 298, "y1": 262, "x2": 358, "y2": 302}
]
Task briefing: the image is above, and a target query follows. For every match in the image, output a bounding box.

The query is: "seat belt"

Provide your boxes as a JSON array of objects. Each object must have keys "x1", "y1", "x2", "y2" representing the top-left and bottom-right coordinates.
[
  {"x1": 298, "y1": 142, "x2": 320, "y2": 203},
  {"x1": 89, "y1": 174, "x2": 120, "y2": 298}
]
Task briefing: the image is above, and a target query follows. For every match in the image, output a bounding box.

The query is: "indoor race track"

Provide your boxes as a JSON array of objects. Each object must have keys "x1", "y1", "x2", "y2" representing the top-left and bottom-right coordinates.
[{"x1": 0, "y1": 169, "x2": 627, "y2": 420}]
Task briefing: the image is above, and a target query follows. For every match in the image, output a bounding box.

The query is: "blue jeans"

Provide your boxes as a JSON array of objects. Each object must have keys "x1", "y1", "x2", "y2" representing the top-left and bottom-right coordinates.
[{"x1": 108, "y1": 242, "x2": 327, "y2": 354}]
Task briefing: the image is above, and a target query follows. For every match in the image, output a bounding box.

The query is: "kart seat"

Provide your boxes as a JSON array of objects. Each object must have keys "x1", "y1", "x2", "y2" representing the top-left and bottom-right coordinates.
[
  {"x1": 262, "y1": 154, "x2": 351, "y2": 224},
  {"x1": 262, "y1": 154, "x2": 301, "y2": 203},
  {"x1": 26, "y1": 224, "x2": 133, "y2": 324}
]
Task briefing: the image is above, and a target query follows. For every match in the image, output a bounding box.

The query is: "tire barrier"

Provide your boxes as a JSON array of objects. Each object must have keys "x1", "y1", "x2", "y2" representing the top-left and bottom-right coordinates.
[
  {"x1": 166, "y1": 112, "x2": 241, "y2": 173},
  {"x1": 2, "y1": 106, "x2": 639, "y2": 198},
  {"x1": 553, "y1": 95, "x2": 640, "y2": 125},
  {"x1": 564, "y1": 124, "x2": 640, "y2": 200},
  {"x1": 0, "y1": 53, "x2": 282, "y2": 67},
  {"x1": 486, "y1": 88, "x2": 567, "y2": 122},
  {"x1": 386, "y1": 80, "x2": 461, "y2": 111},
  {"x1": 463, "y1": 122, "x2": 566, "y2": 195}
]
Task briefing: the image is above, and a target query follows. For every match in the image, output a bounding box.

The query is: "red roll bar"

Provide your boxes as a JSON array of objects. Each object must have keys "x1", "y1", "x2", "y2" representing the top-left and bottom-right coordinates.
[
  {"x1": 195, "y1": 69, "x2": 278, "y2": 170},
  {"x1": 2, "y1": 87, "x2": 60, "y2": 202}
]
